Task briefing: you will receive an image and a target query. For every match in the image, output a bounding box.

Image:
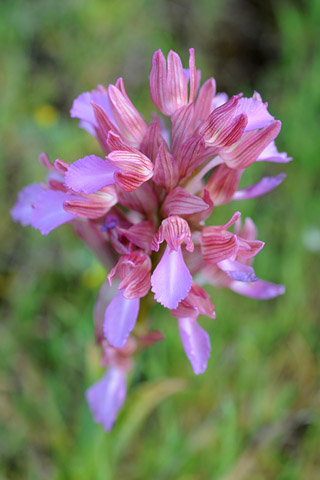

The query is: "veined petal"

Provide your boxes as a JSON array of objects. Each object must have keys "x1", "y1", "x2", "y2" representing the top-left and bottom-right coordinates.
[
  {"x1": 230, "y1": 279, "x2": 285, "y2": 299},
  {"x1": 178, "y1": 317, "x2": 211, "y2": 374},
  {"x1": 237, "y1": 92, "x2": 274, "y2": 131},
  {"x1": 151, "y1": 246, "x2": 192, "y2": 309},
  {"x1": 171, "y1": 283, "x2": 216, "y2": 319},
  {"x1": 11, "y1": 183, "x2": 43, "y2": 226},
  {"x1": 140, "y1": 121, "x2": 166, "y2": 162},
  {"x1": 200, "y1": 94, "x2": 248, "y2": 148},
  {"x1": 116, "y1": 182, "x2": 158, "y2": 218},
  {"x1": 201, "y1": 228, "x2": 238, "y2": 264},
  {"x1": 149, "y1": 49, "x2": 188, "y2": 116},
  {"x1": 63, "y1": 187, "x2": 118, "y2": 219},
  {"x1": 171, "y1": 103, "x2": 194, "y2": 155},
  {"x1": 161, "y1": 187, "x2": 209, "y2": 217},
  {"x1": 151, "y1": 216, "x2": 194, "y2": 252},
  {"x1": 108, "y1": 81, "x2": 147, "y2": 147},
  {"x1": 233, "y1": 173, "x2": 286, "y2": 200},
  {"x1": 221, "y1": 121, "x2": 281, "y2": 169},
  {"x1": 167, "y1": 50, "x2": 188, "y2": 113},
  {"x1": 176, "y1": 135, "x2": 205, "y2": 180},
  {"x1": 193, "y1": 78, "x2": 216, "y2": 125},
  {"x1": 153, "y1": 143, "x2": 179, "y2": 190},
  {"x1": 86, "y1": 367, "x2": 127, "y2": 432},
  {"x1": 204, "y1": 164, "x2": 243, "y2": 205},
  {"x1": 108, "y1": 150, "x2": 153, "y2": 192},
  {"x1": 65, "y1": 155, "x2": 118, "y2": 194},
  {"x1": 108, "y1": 251, "x2": 151, "y2": 299},
  {"x1": 117, "y1": 221, "x2": 155, "y2": 252},
  {"x1": 200, "y1": 211, "x2": 242, "y2": 263},
  {"x1": 31, "y1": 190, "x2": 77, "y2": 235},
  {"x1": 104, "y1": 292, "x2": 140, "y2": 348}
]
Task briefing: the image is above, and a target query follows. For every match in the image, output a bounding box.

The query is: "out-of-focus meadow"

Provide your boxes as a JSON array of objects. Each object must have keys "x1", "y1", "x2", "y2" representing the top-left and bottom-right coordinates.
[{"x1": 1, "y1": 0, "x2": 320, "y2": 478}]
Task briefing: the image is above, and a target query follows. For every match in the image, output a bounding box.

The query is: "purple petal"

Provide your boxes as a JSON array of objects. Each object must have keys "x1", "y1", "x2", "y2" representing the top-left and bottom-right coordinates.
[
  {"x1": 257, "y1": 141, "x2": 292, "y2": 163},
  {"x1": 65, "y1": 155, "x2": 118, "y2": 194},
  {"x1": 151, "y1": 246, "x2": 192, "y2": 309},
  {"x1": 212, "y1": 92, "x2": 228, "y2": 109},
  {"x1": 233, "y1": 173, "x2": 286, "y2": 201},
  {"x1": 178, "y1": 317, "x2": 211, "y2": 374},
  {"x1": 86, "y1": 367, "x2": 126, "y2": 432},
  {"x1": 218, "y1": 259, "x2": 257, "y2": 282},
  {"x1": 237, "y1": 94, "x2": 274, "y2": 131},
  {"x1": 11, "y1": 183, "x2": 43, "y2": 226},
  {"x1": 230, "y1": 279, "x2": 285, "y2": 299},
  {"x1": 31, "y1": 190, "x2": 77, "y2": 235},
  {"x1": 70, "y1": 91, "x2": 113, "y2": 126},
  {"x1": 104, "y1": 291, "x2": 140, "y2": 348}
]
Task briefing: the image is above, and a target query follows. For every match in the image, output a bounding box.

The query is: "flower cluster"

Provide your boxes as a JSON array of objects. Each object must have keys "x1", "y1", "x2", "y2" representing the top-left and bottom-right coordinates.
[{"x1": 12, "y1": 48, "x2": 290, "y2": 431}]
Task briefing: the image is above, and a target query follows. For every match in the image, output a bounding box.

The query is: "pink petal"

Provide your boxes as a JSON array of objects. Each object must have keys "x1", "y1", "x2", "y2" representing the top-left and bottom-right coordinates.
[
  {"x1": 193, "y1": 78, "x2": 216, "y2": 124},
  {"x1": 230, "y1": 279, "x2": 285, "y2": 299},
  {"x1": 108, "y1": 150, "x2": 153, "y2": 192},
  {"x1": 161, "y1": 187, "x2": 210, "y2": 217},
  {"x1": 233, "y1": 173, "x2": 286, "y2": 200},
  {"x1": 176, "y1": 135, "x2": 205, "y2": 180},
  {"x1": 65, "y1": 155, "x2": 118, "y2": 194},
  {"x1": 86, "y1": 367, "x2": 126, "y2": 432},
  {"x1": 140, "y1": 121, "x2": 166, "y2": 162},
  {"x1": 201, "y1": 228, "x2": 239, "y2": 264},
  {"x1": 151, "y1": 246, "x2": 192, "y2": 309},
  {"x1": 117, "y1": 221, "x2": 155, "y2": 252},
  {"x1": 104, "y1": 292, "x2": 140, "y2": 348},
  {"x1": 171, "y1": 103, "x2": 194, "y2": 155},
  {"x1": 167, "y1": 50, "x2": 188, "y2": 113},
  {"x1": 178, "y1": 317, "x2": 211, "y2": 374},
  {"x1": 221, "y1": 121, "x2": 282, "y2": 169},
  {"x1": 205, "y1": 164, "x2": 243, "y2": 205},
  {"x1": 116, "y1": 182, "x2": 158, "y2": 218},
  {"x1": 108, "y1": 82, "x2": 147, "y2": 147},
  {"x1": 171, "y1": 283, "x2": 216, "y2": 320},
  {"x1": 153, "y1": 144, "x2": 179, "y2": 190},
  {"x1": 31, "y1": 190, "x2": 77, "y2": 235},
  {"x1": 151, "y1": 216, "x2": 194, "y2": 252},
  {"x1": 149, "y1": 49, "x2": 188, "y2": 116},
  {"x1": 200, "y1": 95, "x2": 248, "y2": 148}
]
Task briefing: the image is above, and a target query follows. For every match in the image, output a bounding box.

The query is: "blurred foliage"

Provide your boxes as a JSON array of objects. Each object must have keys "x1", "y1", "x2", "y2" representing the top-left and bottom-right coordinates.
[{"x1": 1, "y1": 0, "x2": 320, "y2": 479}]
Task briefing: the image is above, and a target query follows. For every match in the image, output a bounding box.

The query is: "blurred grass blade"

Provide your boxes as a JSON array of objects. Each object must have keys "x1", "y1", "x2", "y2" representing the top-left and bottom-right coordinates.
[{"x1": 114, "y1": 378, "x2": 186, "y2": 459}]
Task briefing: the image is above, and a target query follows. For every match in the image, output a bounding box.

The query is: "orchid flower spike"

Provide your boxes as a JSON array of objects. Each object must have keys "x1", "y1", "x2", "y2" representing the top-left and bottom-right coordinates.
[{"x1": 12, "y1": 48, "x2": 289, "y2": 432}]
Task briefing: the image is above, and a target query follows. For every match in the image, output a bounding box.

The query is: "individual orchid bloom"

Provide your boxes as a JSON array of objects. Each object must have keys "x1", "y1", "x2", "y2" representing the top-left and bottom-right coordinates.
[
  {"x1": 65, "y1": 147, "x2": 154, "y2": 194},
  {"x1": 204, "y1": 164, "x2": 287, "y2": 205},
  {"x1": 12, "y1": 48, "x2": 289, "y2": 432},
  {"x1": 70, "y1": 79, "x2": 147, "y2": 149},
  {"x1": 103, "y1": 252, "x2": 151, "y2": 348},
  {"x1": 149, "y1": 48, "x2": 200, "y2": 116},
  {"x1": 150, "y1": 216, "x2": 194, "y2": 309},
  {"x1": 202, "y1": 217, "x2": 285, "y2": 299},
  {"x1": 200, "y1": 211, "x2": 264, "y2": 265}
]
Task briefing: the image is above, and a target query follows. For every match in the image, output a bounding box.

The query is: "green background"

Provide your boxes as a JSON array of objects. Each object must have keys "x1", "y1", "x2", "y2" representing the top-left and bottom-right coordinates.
[{"x1": 1, "y1": 0, "x2": 319, "y2": 478}]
